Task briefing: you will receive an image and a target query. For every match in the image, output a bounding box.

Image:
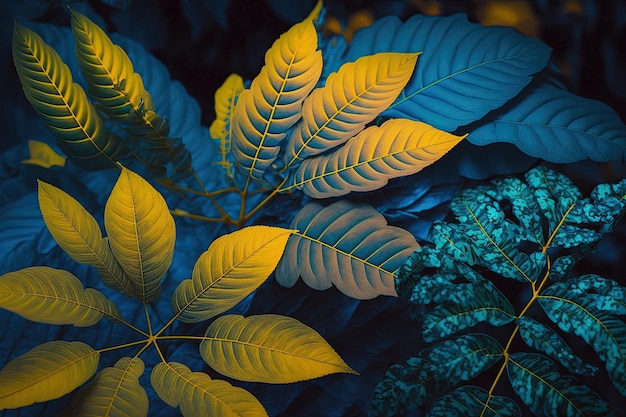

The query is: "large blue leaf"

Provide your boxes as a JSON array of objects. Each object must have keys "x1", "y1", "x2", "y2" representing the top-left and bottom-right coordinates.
[
  {"x1": 469, "y1": 82, "x2": 626, "y2": 162},
  {"x1": 331, "y1": 13, "x2": 551, "y2": 131}
]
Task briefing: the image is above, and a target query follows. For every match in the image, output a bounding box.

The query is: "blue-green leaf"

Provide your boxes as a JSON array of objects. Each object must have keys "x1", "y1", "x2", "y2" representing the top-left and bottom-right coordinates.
[
  {"x1": 427, "y1": 386, "x2": 521, "y2": 417},
  {"x1": 568, "y1": 179, "x2": 626, "y2": 234},
  {"x1": 516, "y1": 316, "x2": 598, "y2": 376},
  {"x1": 335, "y1": 14, "x2": 551, "y2": 131},
  {"x1": 469, "y1": 83, "x2": 626, "y2": 163},
  {"x1": 507, "y1": 353, "x2": 616, "y2": 417}
]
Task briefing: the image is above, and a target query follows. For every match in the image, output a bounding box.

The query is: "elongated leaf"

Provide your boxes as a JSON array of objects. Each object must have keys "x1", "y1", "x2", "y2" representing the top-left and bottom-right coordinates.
[
  {"x1": 427, "y1": 386, "x2": 521, "y2": 417},
  {"x1": 288, "y1": 119, "x2": 464, "y2": 198},
  {"x1": 336, "y1": 13, "x2": 551, "y2": 130},
  {"x1": 12, "y1": 22, "x2": 123, "y2": 169},
  {"x1": 200, "y1": 314, "x2": 357, "y2": 383},
  {"x1": 71, "y1": 9, "x2": 192, "y2": 179},
  {"x1": 62, "y1": 357, "x2": 148, "y2": 417},
  {"x1": 275, "y1": 200, "x2": 419, "y2": 299},
  {"x1": 230, "y1": 9, "x2": 322, "y2": 183},
  {"x1": 0, "y1": 266, "x2": 120, "y2": 326},
  {"x1": 507, "y1": 353, "x2": 615, "y2": 417},
  {"x1": 282, "y1": 52, "x2": 419, "y2": 168},
  {"x1": 0, "y1": 341, "x2": 99, "y2": 410},
  {"x1": 38, "y1": 180, "x2": 134, "y2": 296},
  {"x1": 469, "y1": 82, "x2": 626, "y2": 162},
  {"x1": 172, "y1": 226, "x2": 293, "y2": 323},
  {"x1": 104, "y1": 167, "x2": 175, "y2": 302},
  {"x1": 516, "y1": 316, "x2": 598, "y2": 376},
  {"x1": 210, "y1": 73, "x2": 244, "y2": 175},
  {"x1": 21, "y1": 140, "x2": 66, "y2": 168},
  {"x1": 151, "y1": 361, "x2": 267, "y2": 417}
]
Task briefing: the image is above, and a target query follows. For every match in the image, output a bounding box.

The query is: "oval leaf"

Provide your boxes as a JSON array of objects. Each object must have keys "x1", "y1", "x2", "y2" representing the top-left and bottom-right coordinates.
[
  {"x1": 288, "y1": 119, "x2": 465, "y2": 198},
  {"x1": 12, "y1": 22, "x2": 123, "y2": 169},
  {"x1": 275, "y1": 200, "x2": 419, "y2": 299},
  {"x1": 210, "y1": 73, "x2": 244, "y2": 175},
  {"x1": 230, "y1": 9, "x2": 322, "y2": 183},
  {"x1": 172, "y1": 226, "x2": 293, "y2": 323},
  {"x1": 200, "y1": 314, "x2": 357, "y2": 383},
  {"x1": 0, "y1": 266, "x2": 121, "y2": 326},
  {"x1": 62, "y1": 357, "x2": 148, "y2": 417},
  {"x1": 151, "y1": 361, "x2": 267, "y2": 417},
  {"x1": 0, "y1": 341, "x2": 99, "y2": 410},
  {"x1": 282, "y1": 52, "x2": 419, "y2": 168},
  {"x1": 104, "y1": 167, "x2": 175, "y2": 302},
  {"x1": 427, "y1": 386, "x2": 521, "y2": 417},
  {"x1": 38, "y1": 180, "x2": 134, "y2": 296}
]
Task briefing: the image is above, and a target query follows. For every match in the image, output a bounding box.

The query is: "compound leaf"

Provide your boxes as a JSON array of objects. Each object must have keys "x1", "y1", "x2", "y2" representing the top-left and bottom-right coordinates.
[
  {"x1": 172, "y1": 226, "x2": 293, "y2": 323},
  {"x1": 282, "y1": 52, "x2": 419, "y2": 168},
  {"x1": 427, "y1": 386, "x2": 521, "y2": 417},
  {"x1": 62, "y1": 357, "x2": 148, "y2": 417},
  {"x1": 38, "y1": 180, "x2": 133, "y2": 296},
  {"x1": 275, "y1": 200, "x2": 419, "y2": 299},
  {"x1": 151, "y1": 361, "x2": 267, "y2": 417},
  {"x1": 507, "y1": 353, "x2": 616, "y2": 417},
  {"x1": 104, "y1": 167, "x2": 175, "y2": 302},
  {"x1": 288, "y1": 119, "x2": 464, "y2": 198},
  {"x1": 0, "y1": 266, "x2": 121, "y2": 326},
  {"x1": 12, "y1": 22, "x2": 123, "y2": 169},
  {"x1": 0, "y1": 341, "x2": 99, "y2": 410},
  {"x1": 200, "y1": 314, "x2": 357, "y2": 383}
]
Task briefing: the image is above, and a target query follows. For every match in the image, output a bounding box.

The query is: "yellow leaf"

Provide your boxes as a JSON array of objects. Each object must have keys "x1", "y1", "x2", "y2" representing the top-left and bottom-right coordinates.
[
  {"x1": 62, "y1": 357, "x2": 148, "y2": 417},
  {"x1": 151, "y1": 361, "x2": 267, "y2": 417},
  {"x1": 230, "y1": 4, "x2": 323, "y2": 184},
  {"x1": 282, "y1": 52, "x2": 419, "y2": 168},
  {"x1": 0, "y1": 341, "x2": 99, "y2": 410},
  {"x1": 289, "y1": 119, "x2": 466, "y2": 198},
  {"x1": 0, "y1": 266, "x2": 121, "y2": 326},
  {"x1": 172, "y1": 226, "x2": 293, "y2": 323},
  {"x1": 210, "y1": 73, "x2": 244, "y2": 174},
  {"x1": 12, "y1": 22, "x2": 122, "y2": 170},
  {"x1": 104, "y1": 167, "x2": 175, "y2": 302},
  {"x1": 21, "y1": 140, "x2": 66, "y2": 169},
  {"x1": 200, "y1": 314, "x2": 358, "y2": 383},
  {"x1": 38, "y1": 180, "x2": 134, "y2": 296}
]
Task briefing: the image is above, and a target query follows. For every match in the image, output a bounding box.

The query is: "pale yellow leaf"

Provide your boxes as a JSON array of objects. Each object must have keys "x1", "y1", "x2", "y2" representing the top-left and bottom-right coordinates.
[
  {"x1": 200, "y1": 314, "x2": 358, "y2": 383},
  {"x1": 151, "y1": 361, "x2": 267, "y2": 417},
  {"x1": 21, "y1": 140, "x2": 66, "y2": 168},
  {"x1": 0, "y1": 341, "x2": 99, "y2": 410}
]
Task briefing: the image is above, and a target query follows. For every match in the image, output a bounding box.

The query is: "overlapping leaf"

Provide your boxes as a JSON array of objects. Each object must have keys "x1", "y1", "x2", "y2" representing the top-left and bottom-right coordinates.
[
  {"x1": 334, "y1": 13, "x2": 551, "y2": 130},
  {"x1": 427, "y1": 386, "x2": 520, "y2": 417},
  {"x1": 282, "y1": 52, "x2": 419, "y2": 168},
  {"x1": 12, "y1": 22, "x2": 123, "y2": 169},
  {"x1": 104, "y1": 167, "x2": 175, "y2": 302},
  {"x1": 62, "y1": 357, "x2": 148, "y2": 417},
  {"x1": 275, "y1": 200, "x2": 419, "y2": 299},
  {"x1": 171, "y1": 226, "x2": 293, "y2": 323},
  {"x1": 21, "y1": 140, "x2": 66, "y2": 169},
  {"x1": 209, "y1": 73, "x2": 244, "y2": 175},
  {"x1": 507, "y1": 353, "x2": 616, "y2": 417},
  {"x1": 200, "y1": 314, "x2": 357, "y2": 383},
  {"x1": 230, "y1": 7, "x2": 322, "y2": 183},
  {"x1": 0, "y1": 266, "x2": 120, "y2": 326},
  {"x1": 38, "y1": 180, "x2": 134, "y2": 296},
  {"x1": 151, "y1": 361, "x2": 267, "y2": 417},
  {"x1": 0, "y1": 341, "x2": 99, "y2": 410},
  {"x1": 288, "y1": 119, "x2": 464, "y2": 198}
]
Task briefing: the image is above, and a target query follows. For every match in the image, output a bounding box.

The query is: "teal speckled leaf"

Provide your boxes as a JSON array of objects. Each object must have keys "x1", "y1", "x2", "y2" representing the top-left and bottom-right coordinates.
[
  {"x1": 516, "y1": 316, "x2": 598, "y2": 376},
  {"x1": 410, "y1": 275, "x2": 500, "y2": 306},
  {"x1": 507, "y1": 353, "x2": 616, "y2": 417},
  {"x1": 539, "y1": 278, "x2": 626, "y2": 395},
  {"x1": 568, "y1": 179, "x2": 626, "y2": 234},
  {"x1": 427, "y1": 385, "x2": 521, "y2": 417}
]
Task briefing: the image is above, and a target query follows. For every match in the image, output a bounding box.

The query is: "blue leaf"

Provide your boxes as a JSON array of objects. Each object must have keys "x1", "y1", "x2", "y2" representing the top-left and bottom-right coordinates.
[
  {"x1": 468, "y1": 82, "x2": 626, "y2": 162},
  {"x1": 333, "y1": 13, "x2": 551, "y2": 131},
  {"x1": 427, "y1": 385, "x2": 521, "y2": 417}
]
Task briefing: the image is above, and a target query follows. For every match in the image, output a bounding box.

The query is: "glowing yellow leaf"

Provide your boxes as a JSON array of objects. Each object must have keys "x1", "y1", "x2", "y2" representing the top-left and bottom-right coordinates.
[
  {"x1": 38, "y1": 180, "x2": 134, "y2": 296},
  {"x1": 200, "y1": 314, "x2": 358, "y2": 383},
  {"x1": 172, "y1": 226, "x2": 293, "y2": 323},
  {"x1": 210, "y1": 73, "x2": 244, "y2": 174},
  {"x1": 62, "y1": 357, "x2": 148, "y2": 417},
  {"x1": 151, "y1": 361, "x2": 267, "y2": 417},
  {"x1": 104, "y1": 167, "x2": 175, "y2": 302},
  {"x1": 0, "y1": 341, "x2": 99, "y2": 410},
  {"x1": 0, "y1": 266, "x2": 121, "y2": 326},
  {"x1": 21, "y1": 140, "x2": 66, "y2": 168},
  {"x1": 282, "y1": 52, "x2": 419, "y2": 168}
]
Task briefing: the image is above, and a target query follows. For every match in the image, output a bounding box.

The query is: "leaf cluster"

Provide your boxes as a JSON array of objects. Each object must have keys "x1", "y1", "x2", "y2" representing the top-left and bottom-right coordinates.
[{"x1": 375, "y1": 166, "x2": 626, "y2": 417}]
